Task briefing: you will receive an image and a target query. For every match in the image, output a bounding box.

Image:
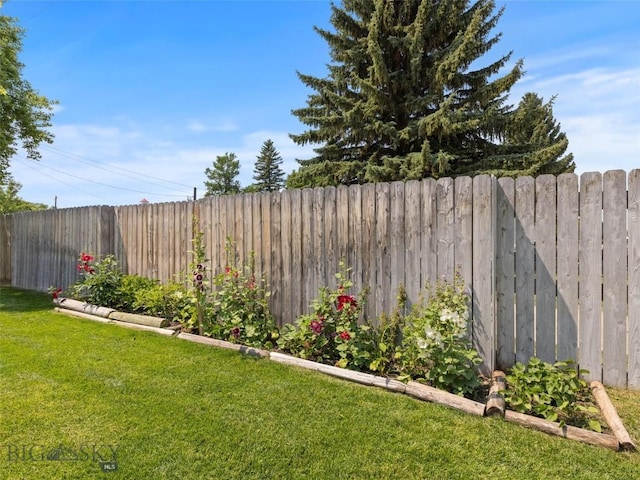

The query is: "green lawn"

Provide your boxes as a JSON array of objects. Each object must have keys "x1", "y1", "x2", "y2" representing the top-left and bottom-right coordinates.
[{"x1": 1, "y1": 286, "x2": 639, "y2": 479}]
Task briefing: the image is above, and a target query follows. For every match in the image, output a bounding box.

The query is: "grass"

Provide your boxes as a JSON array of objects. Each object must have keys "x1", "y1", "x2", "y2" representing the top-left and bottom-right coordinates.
[{"x1": 1, "y1": 286, "x2": 639, "y2": 479}]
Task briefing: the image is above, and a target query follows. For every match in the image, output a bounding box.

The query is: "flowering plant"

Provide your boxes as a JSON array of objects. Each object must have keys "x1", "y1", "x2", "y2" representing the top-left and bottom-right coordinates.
[
  {"x1": 400, "y1": 272, "x2": 481, "y2": 396},
  {"x1": 278, "y1": 261, "x2": 371, "y2": 369},
  {"x1": 68, "y1": 254, "x2": 124, "y2": 308},
  {"x1": 204, "y1": 241, "x2": 277, "y2": 349}
]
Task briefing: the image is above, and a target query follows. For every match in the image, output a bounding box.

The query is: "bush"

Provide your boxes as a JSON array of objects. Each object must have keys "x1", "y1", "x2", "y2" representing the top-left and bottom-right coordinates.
[
  {"x1": 133, "y1": 281, "x2": 196, "y2": 326},
  {"x1": 68, "y1": 254, "x2": 124, "y2": 308},
  {"x1": 278, "y1": 261, "x2": 372, "y2": 369},
  {"x1": 399, "y1": 273, "x2": 481, "y2": 396},
  {"x1": 205, "y1": 248, "x2": 278, "y2": 349},
  {"x1": 503, "y1": 358, "x2": 602, "y2": 431}
]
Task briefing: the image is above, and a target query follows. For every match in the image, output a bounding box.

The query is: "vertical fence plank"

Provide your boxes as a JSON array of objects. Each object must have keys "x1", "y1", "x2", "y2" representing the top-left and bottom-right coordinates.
[
  {"x1": 348, "y1": 185, "x2": 364, "y2": 307},
  {"x1": 270, "y1": 193, "x2": 282, "y2": 326},
  {"x1": 496, "y1": 177, "x2": 515, "y2": 369},
  {"x1": 252, "y1": 194, "x2": 262, "y2": 279},
  {"x1": 515, "y1": 176, "x2": 535, "y2": 364},
  {"x1": 454, "y1": 176, "x2": 473, "y2": 293},
  {"x1": 312, "y1": 187, "x2": 325, "y2": 308},
  {"x1": 535, "y1": 175, "x2": 557, "y2": 363},
  {"x1": 259, "y1": 192, "x2": 272, "y2": 295},
  {"x1": 375, "y1": 183, "x2": 391, "y2": 319},
  {"x1": 324, "y1": 187, "x2": 338, "y2": 288},
  {"x1": 579, "y1": 172, "x2": 603, "y2": 382},
  {"x1": 556, "y1": 173, "x2": 579, "y2": 363},
  {"x1": 404, "y1": 180, "x2": 422, "y2": 309},
  {"x1": 280, "y1": 191, "x2": 293, "y2": 327},
  {"x1": 436, "y1": 177, "x2": 455, "y2": 280},
  {"x1": 290, "y1": 189, "x2": 303, "y2": 322},
  {"x1": 361, "y1": 184, "x2": 376, "y2": 323},
  {"x1": 629, "y1": 169, "x2": 640, "y2": 389},
  {"x1": 390, "y1": 182, "x2": 405, "y2": 307},
  {"x1": 602, "y1": 170, "x2": 627, "y2": 387},
  {"x1": 337, "y1": 186, "x2": 350, "y2": 266},
  {"x1": 473, "y1": 175, "x2": 495, "y2": 376},
  {"x1": 421, "y1": 178, "x2": 437, "y2": 289},
  {"x1": 301, "y1": 189, "x2": 314, "y2": 314}
]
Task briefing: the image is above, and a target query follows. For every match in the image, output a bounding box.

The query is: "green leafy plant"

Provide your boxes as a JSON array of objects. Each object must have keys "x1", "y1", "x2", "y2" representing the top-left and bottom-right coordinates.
[
  {"x1": 278, "y1": 261, "x2": 371, "y2": 369},
  {"x1": 400, "y1": 273, "x2": 481, "y2": 396},
  {"x1": 503, "y1": 358, "x2": 602, "y2": 432},
  {"x1": 133, "y1": 281, "x2": 195, "y2": 326},
  {"x1": 205, "y1": 241, "x2": 278, "y2": 349},
  {"x1": 189, "y1": 216, "x2": 210, "y2": 335},
  {"x1": 368, "y1": 285, "x2": 407, "y2": 375},
  {"x1": 116, "y1": 274, "x2": 159, "y2": 312},
  {"x1": 68, "y1": 253, "x2": 124, "y2": 308}
]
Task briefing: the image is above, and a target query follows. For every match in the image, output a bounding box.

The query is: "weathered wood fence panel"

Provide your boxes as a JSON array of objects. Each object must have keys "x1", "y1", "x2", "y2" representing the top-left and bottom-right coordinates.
[{"x1": 3, "y1": 170, "x2": 639, "y2": 388}]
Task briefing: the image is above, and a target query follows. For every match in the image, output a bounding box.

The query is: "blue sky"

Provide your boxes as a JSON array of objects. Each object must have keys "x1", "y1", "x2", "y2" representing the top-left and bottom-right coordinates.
[{"x1": 3, "y1": 0, "x2": 639, "y2": 208}]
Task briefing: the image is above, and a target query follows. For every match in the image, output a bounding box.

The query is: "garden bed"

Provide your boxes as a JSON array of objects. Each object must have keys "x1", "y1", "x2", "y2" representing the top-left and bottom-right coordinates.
[{"x1": 53, "y1": 298, "x2": 636, "y2": 453}]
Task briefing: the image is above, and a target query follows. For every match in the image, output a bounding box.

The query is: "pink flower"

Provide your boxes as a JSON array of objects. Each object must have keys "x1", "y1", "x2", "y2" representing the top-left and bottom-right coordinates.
[
  {"x1": 337, "y1": 295, "x2": 357, "y2": 311},
  {"x1": 339, "y1": 331, "x2": 351, "y2": 341},
  {"x1": 231, "y1": 326, "x2": 241, "y2": 338}
]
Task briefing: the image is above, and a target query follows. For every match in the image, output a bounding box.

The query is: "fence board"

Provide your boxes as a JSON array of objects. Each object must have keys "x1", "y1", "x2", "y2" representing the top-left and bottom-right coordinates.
[
  {"x1": 375, "y1": 183, "x2": 391, "y2": 319},
  {"x1": 361, "y1": 183, "x2": 376, "y2": 322},
  {"x1": 579, "y1": 172, "x2": 603, "y2": 381},
  {"x1": 535, "y1": 175, "x2": 557, "y2": 363},
  {"x1": 404, "y1": 180, "x2": 422, "y2": 309},
  {"x1": 301, "y1": 189, "x2": 314, "y2": 314},
  {"x1": 472, "y1": 175, "x2": 495, "y2": 376},
  {"x1": 324, "y1": 187, "x2": 338, "y2": 288},
  {"x1": 348, "y1": 185, "x2": 364, "y2": 305},
  {"x1": 629, "y1": 169, "x2": 640, "y2": 389},
  {"x1": 556, "y1": 173, "x2": 579, "y2": 362},
  {"x1": 270, "y1": 193, "x2": 282, "y2": 326},
  {"x1": 280, "y1": 190, "x2": 293, "y2": 327},
  {"x1": 421, "y1": 178, "x2": 437, "y2": 288},
  {"x1": 515, "y1": 176, "x2": 535, "y2": 364},
  {"x1": 496, "y1": 177, "x2": 515, "y2": 369},
  {"x1": 436, "y1": 177, "x2": 455, "y2": 280},
  {"x1": 454, "y1": 176, "x2": 473, "y2": 293},
  {"x1": 602, "y1": 170, "x2": 627, "y2": 387},
  {"x1": 290, "y1": 189, "x2": 303, "y2": 321},
  {"x1": 390, "y1": 182, "x2": 405, "y2": 306},
  {"x1": 312, "y1": 188, "x2": 325, "y2": 308}
]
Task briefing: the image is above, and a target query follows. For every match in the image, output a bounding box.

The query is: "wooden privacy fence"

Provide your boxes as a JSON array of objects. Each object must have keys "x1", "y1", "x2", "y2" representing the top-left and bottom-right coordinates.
[{"x1": 1, "y1": 170, "x2": 638, "y2": 388}]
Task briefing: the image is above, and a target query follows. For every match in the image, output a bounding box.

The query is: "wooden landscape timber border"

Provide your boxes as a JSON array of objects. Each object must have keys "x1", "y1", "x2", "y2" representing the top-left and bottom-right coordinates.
[{"x1": 52, "y1": 301, "x2": 636, "y2": 453}]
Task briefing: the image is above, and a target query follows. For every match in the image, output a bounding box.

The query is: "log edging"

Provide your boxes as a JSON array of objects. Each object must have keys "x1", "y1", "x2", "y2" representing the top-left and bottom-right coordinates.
[{"x1": 53, "y1": 303, "x2": 635, "y2": 452}]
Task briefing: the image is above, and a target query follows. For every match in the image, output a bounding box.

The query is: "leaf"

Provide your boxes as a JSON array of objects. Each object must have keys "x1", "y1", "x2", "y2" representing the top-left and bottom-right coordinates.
[{"x1": 588, "y1": 420, "x2": 602, "y2": 433}]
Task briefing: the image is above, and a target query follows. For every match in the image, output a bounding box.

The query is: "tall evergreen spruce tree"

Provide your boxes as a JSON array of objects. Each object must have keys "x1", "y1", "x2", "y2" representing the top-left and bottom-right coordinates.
[
  {"x1": 204, "y1": 152, "x2": 241, "y2": 196},
  {"x1": 288, "y1": 0, "x2": 574, "y2": 187},
  {"x1": 252, "y1": 139, "x2": 285, "y2": 192}
]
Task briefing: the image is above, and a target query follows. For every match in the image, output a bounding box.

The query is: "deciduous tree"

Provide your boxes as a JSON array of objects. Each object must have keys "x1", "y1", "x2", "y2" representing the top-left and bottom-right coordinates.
[
  {"x1": 204, "y1": 152, "x2": 241, "y2": 196},
  {"x1": 0, "y1": 5, "x2": 56, "y2": 182}
]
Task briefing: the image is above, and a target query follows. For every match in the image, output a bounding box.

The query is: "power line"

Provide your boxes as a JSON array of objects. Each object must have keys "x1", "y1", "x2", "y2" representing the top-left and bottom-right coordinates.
[
  {"x1": 14, "y1": 156, "x2": 190, "y2": 198},
  {"x1": 42, "y1": 145, "x2": 194, "y2": 189},
  {"x1": 13, "y1": 157, "x2": 110, "y2": 203}
]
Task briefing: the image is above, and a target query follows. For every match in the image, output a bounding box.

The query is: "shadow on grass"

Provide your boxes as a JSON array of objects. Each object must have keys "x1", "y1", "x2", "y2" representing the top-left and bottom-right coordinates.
[{"x1": 0, "y1": 286, "x2": 52, "y2": 313}]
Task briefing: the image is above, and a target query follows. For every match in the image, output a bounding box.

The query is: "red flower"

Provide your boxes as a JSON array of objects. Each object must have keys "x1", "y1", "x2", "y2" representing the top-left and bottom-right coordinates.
[
  {"x1": 81, "y1": 253, "x2": 93, "y2": 263},
  {"x1": 337, "y1": 295, "x2": 357, "y2": 311},
  {"x1": 310, "y1": 320, "x2": 323, "y2": 334},
  {"x1": 225, "y1": 266, "x2": 231, "y2": 274},
  {"x1": 51, "y1": 288, "x2": 62, "y2": 299},
  {"x1": 339, "y1": 331, "x2": 351, "y2": 341}
]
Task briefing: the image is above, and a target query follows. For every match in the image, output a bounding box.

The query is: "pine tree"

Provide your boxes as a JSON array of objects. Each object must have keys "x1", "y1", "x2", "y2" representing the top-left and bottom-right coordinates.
[
  {"x1": 252, "y1": 139, "x2": 285, "y2": 192},
  {"x1": 204, "y1": 152, "x2": 241, "y2": 196},
  {"x1": 288, "y1": 0, "x2": 573, "y2": 188}
]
